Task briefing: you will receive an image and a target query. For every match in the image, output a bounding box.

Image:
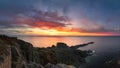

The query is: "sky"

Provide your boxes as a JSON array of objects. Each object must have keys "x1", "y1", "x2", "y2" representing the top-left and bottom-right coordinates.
[{"x1": 0, "y1": 0, "x2": 120, "y2": 36}]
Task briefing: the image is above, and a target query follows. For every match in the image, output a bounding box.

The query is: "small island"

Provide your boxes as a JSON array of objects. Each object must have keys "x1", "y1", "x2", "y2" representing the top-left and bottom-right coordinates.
[{"x1": 0, "y1": 35, "x2": 94, "y2": 68}]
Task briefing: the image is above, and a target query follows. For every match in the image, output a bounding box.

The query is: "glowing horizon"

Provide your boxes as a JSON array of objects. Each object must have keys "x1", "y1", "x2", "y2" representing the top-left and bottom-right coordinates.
[
  {"x1": 16, "y1": 27, "x2": 119, "y2": 36},
  {"x1": 0, "y1": 0, "x2": 120, "y2": 36}
]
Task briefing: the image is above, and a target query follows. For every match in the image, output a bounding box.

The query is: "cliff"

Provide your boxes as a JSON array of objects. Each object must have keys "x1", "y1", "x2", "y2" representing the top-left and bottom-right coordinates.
[
  {"x1": 0, "y1": 35, "x2": 94, "y2": 68},
  {"x1": 33, "y1": 42, "x2": 94, "y2": 67},
  {"x1": 0, "y1": 35, "x2": 33, "y2": 68}
]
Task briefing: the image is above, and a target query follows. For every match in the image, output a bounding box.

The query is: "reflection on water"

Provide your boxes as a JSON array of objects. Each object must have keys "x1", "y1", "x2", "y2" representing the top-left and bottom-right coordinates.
[
  {"x1": 19, "y1": 36, "x2": 120, "y2": 52},
  {"x1": 18, "y1": 36, "x2": 99, "y2": 47},
  {"x1": 19, "y1": 36, "x2": 120, "y2": 68},
  {"x1": 18, "y1": 36, "x2": 120, "y2": 54}
]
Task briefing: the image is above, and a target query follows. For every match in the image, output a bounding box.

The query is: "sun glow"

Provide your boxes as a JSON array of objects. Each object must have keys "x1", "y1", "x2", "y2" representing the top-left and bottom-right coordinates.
[{"x1": 22, "y1": 27, "x2": 116, "y2": 36}]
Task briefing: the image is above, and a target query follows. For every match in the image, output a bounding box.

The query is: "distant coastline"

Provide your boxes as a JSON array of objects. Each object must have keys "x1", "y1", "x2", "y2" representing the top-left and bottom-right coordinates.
[{"x1": 9, "y1": 35, "x2": 120, "y2": 37}]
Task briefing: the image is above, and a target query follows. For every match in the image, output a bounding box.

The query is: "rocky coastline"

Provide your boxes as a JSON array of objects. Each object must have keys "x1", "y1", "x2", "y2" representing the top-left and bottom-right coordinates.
[{"x1": 0, "y1": 35, "x2": 94, "y2": 68}]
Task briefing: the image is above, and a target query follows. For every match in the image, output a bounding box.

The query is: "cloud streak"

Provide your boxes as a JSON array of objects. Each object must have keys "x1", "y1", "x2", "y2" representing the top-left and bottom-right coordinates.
[
  {"x1": 0, "y1": 0, "x2": 120, "y2": 36},
  {"x1": 14, "y1": 9, "x2": 71, "y2": 30}
]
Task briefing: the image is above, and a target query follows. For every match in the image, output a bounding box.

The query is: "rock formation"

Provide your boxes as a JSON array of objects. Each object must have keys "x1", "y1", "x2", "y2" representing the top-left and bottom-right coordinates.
[
  {"x1": 33, "y1": 42, "x2": 94, "y2": 67},
  {"x1": 0, "y1": 35, "x2": 94, "y2": 68}
]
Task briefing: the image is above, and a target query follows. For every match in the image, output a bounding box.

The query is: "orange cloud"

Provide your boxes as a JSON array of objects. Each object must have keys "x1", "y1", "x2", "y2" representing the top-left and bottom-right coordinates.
[
  {"x1": 34, "y1": 21, "x2": 66, "y2": 29},
  {"x1": 12, "y1": 10, "x2": 120, "y2": 36}
]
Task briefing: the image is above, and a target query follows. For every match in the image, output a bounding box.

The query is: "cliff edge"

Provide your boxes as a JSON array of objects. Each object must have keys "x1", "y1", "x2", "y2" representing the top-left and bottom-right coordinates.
[{"x1": 0, "y1": 35, "x2": 94, "y2": 68}]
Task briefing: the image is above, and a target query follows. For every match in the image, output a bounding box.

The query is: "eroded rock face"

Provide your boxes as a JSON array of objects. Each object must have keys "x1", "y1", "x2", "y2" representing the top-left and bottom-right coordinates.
[
  {"x1": 0, "y1": 47, "x2": 11, "y2": 68},
  {"x1": 33, "y1": 42, "x2": 94, "y2": 67},
  {"x1": 15, "y1": 39, "x2": 33, "y2": 63},
  {"x1": 0, "y1": 35, "x2": 33, "y2": 68},
  {"x1": 0, "y1": 35, "x2": 94, "y2": 68},
  {"x1": 45, "y1": 63, "x2": 59, "y2": 68},
  {"x1": 28, "y1": 62, "x2": 44, "y2": 68},
  {"x1": 45, "y1": 63, "x2": 76, "y2": 68},
  {"x1": 57, "y1": 63, "x2": 76, "y2": 68}
]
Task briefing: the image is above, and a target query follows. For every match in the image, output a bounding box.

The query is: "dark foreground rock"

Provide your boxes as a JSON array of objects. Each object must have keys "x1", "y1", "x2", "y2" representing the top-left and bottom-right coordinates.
[
  {"x1": 33, "y1": 42, "x2": 94, "y2": 67},
  {"x1": 0, "y1": 35, "x2": 94, "y2": 68}
]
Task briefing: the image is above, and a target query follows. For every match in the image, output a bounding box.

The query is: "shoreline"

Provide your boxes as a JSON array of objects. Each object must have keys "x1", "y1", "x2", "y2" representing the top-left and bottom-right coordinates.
[{"x1": 0, "y1": 35, "x2": 94, "y2": 68}]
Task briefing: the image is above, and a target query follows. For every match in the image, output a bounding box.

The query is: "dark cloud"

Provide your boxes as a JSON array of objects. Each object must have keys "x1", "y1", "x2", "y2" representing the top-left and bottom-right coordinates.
[
  {"x1": 0, "y1": 28, "x2": 34, "y2": 36},
  {"x1": 14, "y1": 9, "x2": 70, "y2": 29},
  {"x1": 0, "y1": 0, "x2": 120, "y2": 35}
]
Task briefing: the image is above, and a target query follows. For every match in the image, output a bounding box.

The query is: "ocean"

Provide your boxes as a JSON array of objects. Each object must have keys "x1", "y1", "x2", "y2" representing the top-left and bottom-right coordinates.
[{"x1": 18, "y1": 36, "x2": 120, "y2": 68}]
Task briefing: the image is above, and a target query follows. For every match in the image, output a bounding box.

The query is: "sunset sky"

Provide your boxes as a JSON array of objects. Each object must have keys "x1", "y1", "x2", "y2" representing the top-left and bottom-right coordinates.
[{"x1": 0, "y1": 0, "x2": 120, "y2": 36}]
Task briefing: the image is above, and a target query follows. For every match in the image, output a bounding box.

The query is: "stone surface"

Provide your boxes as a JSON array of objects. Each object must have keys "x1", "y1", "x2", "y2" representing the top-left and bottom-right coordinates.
[{"x1": 0, "y1": 35, "x2": 94, "y2": 68}]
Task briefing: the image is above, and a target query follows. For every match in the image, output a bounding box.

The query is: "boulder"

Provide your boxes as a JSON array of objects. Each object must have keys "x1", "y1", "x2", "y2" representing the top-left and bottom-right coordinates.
[
  {"x1": 45, "y1": 63, "x2": 59, "y2": 68},
  {"x1": 57, "y1": 63, "x2": 76, "y2": 68},
  {"x1": 56, "y1": 42, "x2": 68, "y2": 48}
]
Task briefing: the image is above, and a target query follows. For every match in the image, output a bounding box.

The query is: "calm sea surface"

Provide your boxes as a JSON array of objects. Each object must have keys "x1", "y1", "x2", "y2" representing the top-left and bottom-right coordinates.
[{"x1": 18, "y1": 36, "x2": 120, "y2": 68}]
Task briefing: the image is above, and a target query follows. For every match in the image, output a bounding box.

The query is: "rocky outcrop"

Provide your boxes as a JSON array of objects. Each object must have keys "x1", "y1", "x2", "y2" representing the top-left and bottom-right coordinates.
[
  {"x1": 0, "y1": 35, "x2": 33, "y2": 68},
  {"x1": 0, "y1": 35, "x2": 94, "y2": 68},
  {"x1": 45, "y1": 63, "x2": 76, "y2": 68},
  {"x1": 0, "y1": 46, "x2": 11, "y2": 68},
  {"x1": 33, "y1": 42, "x2": 94, "y2": 67},
  {"x1": 57, "y1": 63, "x2": 76, "y2": 68},
  {"x1": 70, "y1": 42, "x2": 94, "y2": 49}
]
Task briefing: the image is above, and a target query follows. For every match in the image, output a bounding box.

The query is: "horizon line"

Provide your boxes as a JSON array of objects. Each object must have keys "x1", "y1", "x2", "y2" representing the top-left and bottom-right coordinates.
[
  {"x1": 13, "y1": 35, "x2": 120, "y2": 37},
  {"x1": 1, "y1": 34, "x2": 120, "y2": 37}
]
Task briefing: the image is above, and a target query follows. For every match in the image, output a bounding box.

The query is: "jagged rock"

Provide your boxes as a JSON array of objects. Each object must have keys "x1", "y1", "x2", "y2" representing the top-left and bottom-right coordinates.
[
  {"x1": 28, "y1": 62, "x2": 44, "y2": 68},
  {"x1": 33, "y1": 42, "x2": 94, "y2": 67},
  {"x1": 0, "y1": 35, "x2": 33, "y2": 68},
  {"x1": 56, "y1": 42, "x2": 68, "y2": 48},
  {"x1": 0, "y1": 35, "x2": 94, "y2": 68},
  {"x1": 44, "y1": 63, "x2": 76, "y2": 68},
  {"x1": 57, "y1": 63, "x2": 76, "y2": 68},
  {"x1": 0, "y1": 56, "x2": 4, "y2": 63},
  {"x1": 51, "y1": 45, "x2": 56, "y2": 48},
  {"x1": 15, "y1": 39, "x2": 33, "y2": 63},
  {"x1": 45, "y1": 63, "x2": 59, "y2": 68},
  {"x1": 11, "y1": 47, "x2": 19, "y2": 62},
  {"x1": 70, "y1": 42, "x2": 94, "y2": 49}
]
